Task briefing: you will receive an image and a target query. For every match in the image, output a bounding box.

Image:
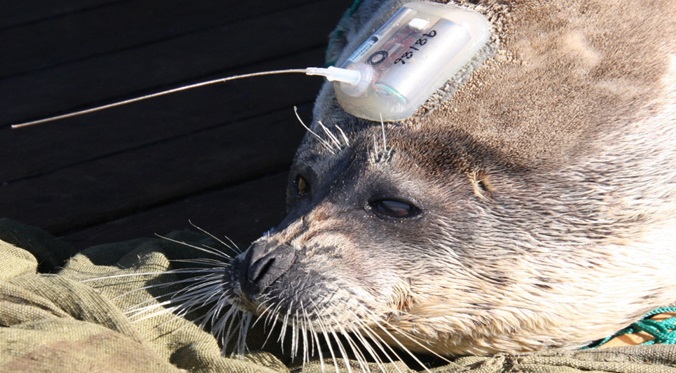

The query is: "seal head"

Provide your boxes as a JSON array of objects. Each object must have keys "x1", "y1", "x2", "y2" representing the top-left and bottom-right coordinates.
[{"x1": 226, "y1": 0, "x2": 676, "y2": 359}]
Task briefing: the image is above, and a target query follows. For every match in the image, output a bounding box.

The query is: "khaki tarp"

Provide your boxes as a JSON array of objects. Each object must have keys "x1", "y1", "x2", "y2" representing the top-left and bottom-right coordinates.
[{"x1": 1, "y1": 218, "x2": 675, "y2": 372}]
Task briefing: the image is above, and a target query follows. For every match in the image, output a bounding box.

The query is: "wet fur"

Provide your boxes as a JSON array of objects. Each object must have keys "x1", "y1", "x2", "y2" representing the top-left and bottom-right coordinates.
[{"x1": 225, "y1": 0, "x2": 675, "y2": 366}]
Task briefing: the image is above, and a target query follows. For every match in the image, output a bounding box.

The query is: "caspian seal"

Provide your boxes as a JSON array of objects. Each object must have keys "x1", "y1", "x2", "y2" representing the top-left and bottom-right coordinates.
[{"x1": 220, "y1": 0, "x2": 676, "y2": 366}]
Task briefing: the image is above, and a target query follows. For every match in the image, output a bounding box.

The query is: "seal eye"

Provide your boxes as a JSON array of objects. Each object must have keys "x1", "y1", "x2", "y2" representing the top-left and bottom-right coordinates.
[
  {"x1": 369, "y1": 199, "x2": 421, "y2": 219},
  {"x1": 296, "y1": 175, "x2": 310, "y2": 197}
]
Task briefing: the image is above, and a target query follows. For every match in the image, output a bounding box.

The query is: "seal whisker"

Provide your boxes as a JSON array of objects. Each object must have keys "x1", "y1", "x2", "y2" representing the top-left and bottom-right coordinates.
[
  {"x1": 261, "y1": 302, "x2": 285, "y2": 349},
  {"x1": 129, "y1": 287, "x2": 216, "y2": 322},
  {"x1": 293, "y1": 106, "x2": 336, "y2": 154},
  {"x1": 237, "y1": 312, "x2": 253, "y2": 355},
  {"x1": 230, "y1": 312, "x2": 245, "y2": 355},
  {"x1": 106, "y1": 271, "x2": 221, "y2": 302},
  {"x1": 306, "y1": 298, "x2": 342, "y2": 372},
  {"x1": 252, "y1": 298, "x2": 274, "y2": 329},
  {"x1": 278, "y1": 299, "x2": 294, "y2": 353},
  {"x1": 307, "y1": 316, "x2": 326, "y2": 371},
  {"x1": 126, "y1": 301, "x2": 178, "y2": 321},
  {"x1": 375, "y1": 314, "x2": 453, "y2": 366},
  {"x1": 161, "y1": 276, "x2": 223, "y2": 302},
  {"x1": 334, "y1": 124, "x2": 350, "y2": 147},
  {"x1": 301, "y1": 302, "x2": 321, "y2": 366},
  {"x1": 261, "y1": 319, "x2": 277, "y2": 351},
  {"x1": 201, "y1": 300, "x2": 220, "y2": 328},
  {"x1": 367, "y1": 116, "x2": 393, "y2": 164},
  {"x1": 289, "y1": 310, "x2": 297, "y2": 359},
  {"x1": 300, "y1": 307, "x2": 311, "y2": 365},
  {"x1": 129, "y1": 288, "x2": 211, "y2": 321},
  {"x1": 330, "y1": 328, "x2": 353, "y2": 373},
  {"x1": 81, "y1": 268, "x2": 212, "y2": 283},
  {"x1": 169, "y1": 284, "x2": 222, "y2": 312},
  {"x1": 344, "y1": 309, "x2": 408, "y2": 372},
  {"x1": 340, "y1": 312, "x2": 389, "y2": 372},
  {"x1": 213, "y1": 305, "x2": 234, "y2": 347},
  {"x1": 261, "y1": 299, "x2": 279, "y2": 329},
  {"x1": 379, "y1": 114, "x2": 389, "y2": 156},
  {"x1": 217, "y1": 304, "x2": 249, "y2": 357},
  {"x1": 187, "y1": 220, "x2": 241, "y2": 255},
  {"x1": 203, "y1": 291, "x2": 231, "y2": 327},
  {"x1": 332, "y1": 314, "x2": 371, "y2": 373},
  {"x1": 156, "y1": 234, "x2": 233, "y2": 260},
  {"x1": 127, "y1": 303, "x2": 204, "y2": 339},
  {"x1": 346, "y1": 328, "x2": 375, "y2": 371},
  {"x1": 191, "y1": 303, "x2": 216, "y2": 330},
  {"x1": 359, "y1": 322, "x2": 411, "y2": 372},
  {"x1": 365, "y1": 314, "x2": 438, "y2": 370},
  {"x1": 372, "y1": 134, "x2": 380, "y2": 162},
  {"x1": 231, "y1": 312, "x2": 249, "y2": 356},
  {"x1": 219, "y1": 304, "x2": 248, "y2": 356},
  {"x1": 292, "y1": 309, "x2": 303, "y2": 360},
  {"x1": 317, "y1": 120, "x2": 342, "y2": 151},
  {"x1": 351, "y1": 326, "x2": 395, "y2": 373},
  {"x1": 315, "y1": 313, "x2": 342, "y2": 373},
  {"x1": 319, "y1": 313, "x2": 353, "y2": 372},
  {"x1": 170, "y1": 258, "x2": 229, "y2": 266},
  {"x1": 125, "y1": 273, "x2": 226, "y2": 325}
]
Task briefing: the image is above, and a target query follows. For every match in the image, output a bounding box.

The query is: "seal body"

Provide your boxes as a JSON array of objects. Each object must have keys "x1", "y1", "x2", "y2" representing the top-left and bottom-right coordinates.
[{"x1": 226, "y1": 0, "x2": 676, "y2": 358}]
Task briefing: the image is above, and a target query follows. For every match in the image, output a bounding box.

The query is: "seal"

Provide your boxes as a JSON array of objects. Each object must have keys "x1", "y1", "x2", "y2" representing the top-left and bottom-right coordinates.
[{"x1": 219, "y1": 0, "x2": 676, "y2": 367}]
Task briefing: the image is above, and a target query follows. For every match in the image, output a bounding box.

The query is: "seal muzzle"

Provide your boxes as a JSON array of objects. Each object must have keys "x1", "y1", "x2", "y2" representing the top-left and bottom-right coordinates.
[{"x1": 235, "y1": 243, "x2": 296, "y2": 301}]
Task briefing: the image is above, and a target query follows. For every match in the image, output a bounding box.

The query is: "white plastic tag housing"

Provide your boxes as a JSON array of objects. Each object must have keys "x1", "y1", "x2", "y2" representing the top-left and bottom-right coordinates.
[{"x1": 334, "y1": 2, "x2": 491, "y2": 121}]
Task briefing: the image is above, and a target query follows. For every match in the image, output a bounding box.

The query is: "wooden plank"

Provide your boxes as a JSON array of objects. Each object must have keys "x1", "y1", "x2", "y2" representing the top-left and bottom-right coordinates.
[
  {"x1": 1, "y1": 0, "x2": 353, "y2": 247},
  {"x1": 0, "y1": 48, "x2": 326, "y2": 183},
  {"x1": 1, "y1": 0, "x2": 349, "y2": 127},
  {"x1": 1, "y1": 0, "x2": 351, "y2": 182},
  {"x1": 62, "y1": 172, "x2": 290, "y2": 250},
  {"x1": 0, "y1": 1, "x2": 124, "y2": 30},
  {"x1": 0, "y1": 0, "x2": 317, "y2": 78},
  {"x1": 1, "y1": 105, "x2": 310, "y2": 235}
]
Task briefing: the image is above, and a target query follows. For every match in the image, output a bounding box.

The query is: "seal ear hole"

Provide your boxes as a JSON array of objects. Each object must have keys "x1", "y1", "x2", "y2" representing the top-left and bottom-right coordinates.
[
  {"x1": 295, "y1": 175, "x2": 311, "y2": 197},
  {"x1": 470, "y1": 173, "x2": 494, "y2": 198},
  {"x1": 368, "y1": 199, "x2": 422, "y2": 219}
]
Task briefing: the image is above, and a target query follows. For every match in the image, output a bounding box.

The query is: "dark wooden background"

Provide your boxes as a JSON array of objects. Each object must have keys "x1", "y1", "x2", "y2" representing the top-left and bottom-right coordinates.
[{"x1": 1, "y1": 0, "x2": 352, "y2": 250}]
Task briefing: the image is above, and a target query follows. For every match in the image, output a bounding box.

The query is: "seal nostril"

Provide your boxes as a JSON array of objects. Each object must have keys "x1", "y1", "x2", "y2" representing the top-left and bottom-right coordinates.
[
  {"x1": 249, "y1": 255, "x2": 276, "y2": 284},
  {"x1": 238, "y1": 243, "x2": 296, "y2": 299}
]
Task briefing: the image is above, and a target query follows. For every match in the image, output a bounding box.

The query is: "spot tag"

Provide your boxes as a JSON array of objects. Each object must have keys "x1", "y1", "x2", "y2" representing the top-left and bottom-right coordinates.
[{"x1": 332, "y1": 2, "x2": 491, "y2": 122}]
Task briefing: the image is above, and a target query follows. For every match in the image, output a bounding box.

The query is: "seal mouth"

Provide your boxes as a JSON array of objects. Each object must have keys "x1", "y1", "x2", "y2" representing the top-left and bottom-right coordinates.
[
  {"x1": 228, "y1": 257, "x2": 371, "y2": 329},
  {"x1": 136, "y1": 225, "x2": 446, "y2": 373},
  {"x1": 211, "y1": 217, "x2": 447, "y2": 370}
]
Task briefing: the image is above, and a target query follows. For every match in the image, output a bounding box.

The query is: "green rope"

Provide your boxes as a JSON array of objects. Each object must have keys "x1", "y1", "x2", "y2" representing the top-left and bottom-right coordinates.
[{"x1": 590, "y1": 306, "x2": 676, "y2": 348}]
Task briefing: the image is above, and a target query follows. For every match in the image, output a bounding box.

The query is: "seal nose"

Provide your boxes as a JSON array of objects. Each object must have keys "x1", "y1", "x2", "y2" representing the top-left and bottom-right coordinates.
[{"x1": 237, "y1": 243, "x2": 296, "y2": 298}]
